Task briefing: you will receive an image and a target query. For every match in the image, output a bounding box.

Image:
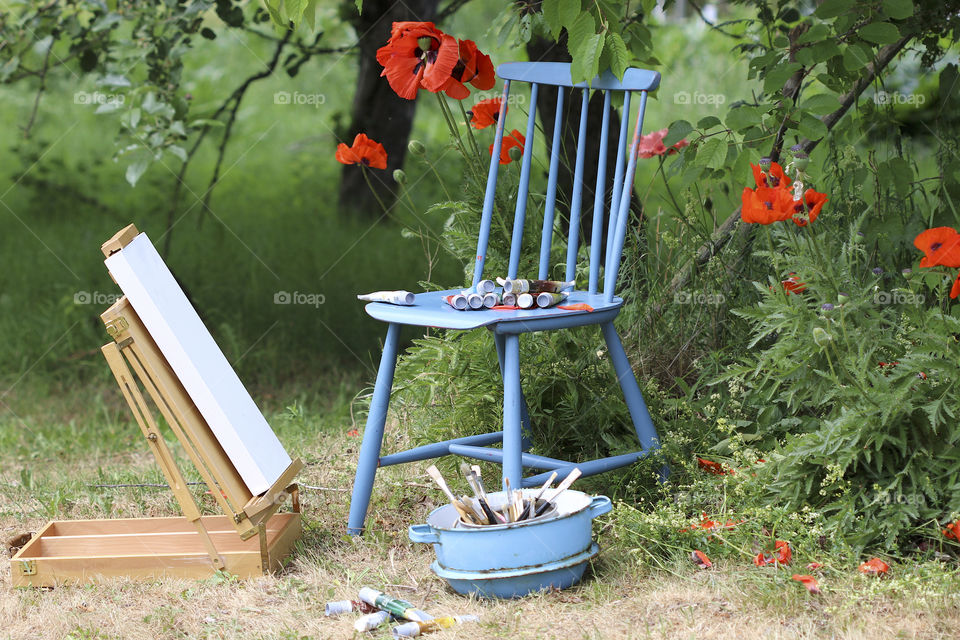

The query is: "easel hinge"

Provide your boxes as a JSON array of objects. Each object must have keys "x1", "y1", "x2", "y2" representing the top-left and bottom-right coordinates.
[
  {"x1": 234, "y1": 512, "x2": 245, "y2": 524},
  {"x1": 18, "y1": 560, "x2": 37, "y2": 576},
  {"x1": 105, "y1": 317, "x2": 130, "y2": 338}
]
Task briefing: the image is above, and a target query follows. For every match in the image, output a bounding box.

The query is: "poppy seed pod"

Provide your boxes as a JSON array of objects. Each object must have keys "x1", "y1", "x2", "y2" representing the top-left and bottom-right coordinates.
[
  {"x1": 408, "y1": 140, "x2": 426, "y2": 156},
  {"x1": 837, "y1": 292, "x2": 850, "y2": 303},
  {"x1": 508, "y1": 146, "x2": 523, "y2": 162},
  {"x1": 792, "y1": 155, "x2": 809, "y2": 171},
  {"x1": 812, "y1": 327, "x2": 832, "y2": 347},
  {"x1": 393, "y1": 169, "x2": 407, "y2": 185}
]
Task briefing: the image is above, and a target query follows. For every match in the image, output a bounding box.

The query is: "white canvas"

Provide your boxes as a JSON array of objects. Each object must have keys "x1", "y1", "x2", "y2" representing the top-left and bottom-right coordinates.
[{"x1": 105, "y1": 233, "x2": 292, "y2": 495}]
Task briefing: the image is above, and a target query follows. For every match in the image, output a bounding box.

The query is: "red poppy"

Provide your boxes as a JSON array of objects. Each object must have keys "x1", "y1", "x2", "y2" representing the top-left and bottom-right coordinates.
[
  {"x1": 858, "y1": 558, "x2": 889, "y2": 575},
  {"x1": 792, "y1": 188, "x2": 829, "y2": 227},
  {"x1": 335, "y1": 133, "x2": 388, "y2": 169},
  {"x1": 914, "y1": 227, "x2": 960, "y2": 268},
  {"x1": 781, "y1": 274, "x2": 806, "y2": 295},
  {"x1": 755, "y1": 540, "x2": 792, "y2": 566},
  {"x1": 952, "y1": 271, "x2": 960, "y2": 299},
  {"x1": 943, "y1": 519, "x2": 960, "y2": 540},
  {"x1": 742, "y1": 185, "x2": 795, "y2": 224},
  {"x1": 431, "y1": 38, "x2": 495, "y2": 99},
  {"x1": 752, "y1": 162, "x2": 791, "y2": 190},
  {"x1": 697, "y1": 457, "x2": 733, "y2": 475},
  {"x1": 490, "y1": 129, "x2": 525, "y2": 164},
  {"x1": 691, "y1": 550, "x2": 712, "y2": 568},
  {"x1": 376, "y1": 22, "x2": 459, "y2": 100},
  {"x1": 638, "y1": 128, "x2": 689, "y2": 159},
  {"x1": 792, "y1": 574, "x2": 821, "y2": 594},
  {"x1": 470, "y1": 97, "x2": 503, "y2": 129}
]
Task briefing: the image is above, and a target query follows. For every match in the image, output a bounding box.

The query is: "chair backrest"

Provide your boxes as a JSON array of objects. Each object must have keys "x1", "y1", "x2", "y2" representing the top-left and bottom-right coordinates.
[{"x1": 472, "y1": 61, "x2": 660, "y2": 303}]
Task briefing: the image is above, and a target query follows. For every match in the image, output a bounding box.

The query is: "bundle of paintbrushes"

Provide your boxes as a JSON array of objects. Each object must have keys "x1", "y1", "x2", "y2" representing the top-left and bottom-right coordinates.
[
  {"x1": 442, "y1": 278, "x2": 575, "y2": 311},
  {"x1": 325, "y1": 586, "x2": 479, "y2": 635},
  {"x1": 426, "y1": 464, "x2": 582, "y2": 526}
]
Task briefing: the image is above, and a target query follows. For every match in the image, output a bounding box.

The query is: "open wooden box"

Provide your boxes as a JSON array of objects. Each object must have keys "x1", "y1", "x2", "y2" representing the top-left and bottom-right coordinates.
[{"x1": 10, "y1": 225, "x2": 304, "y2": 587}]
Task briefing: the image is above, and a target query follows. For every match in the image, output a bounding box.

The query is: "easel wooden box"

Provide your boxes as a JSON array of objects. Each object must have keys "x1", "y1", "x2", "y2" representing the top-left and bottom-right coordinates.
[{"x1": 10, "y1": 225, "x2": 304, "y2": 587}]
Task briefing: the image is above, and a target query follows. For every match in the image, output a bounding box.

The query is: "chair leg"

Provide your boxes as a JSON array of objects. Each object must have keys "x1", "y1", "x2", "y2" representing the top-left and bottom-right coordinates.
[
  {"x1": 501, "y1": 333, "x2": 523, "y2": 489},
  {"x1": 347, "y1": 323, "x2": 401, "y2": 535},
  {"x1": 494, "y1": 333, "x2": 532, "y2": 451},
  {"x1": 600, "y1": 321, "x2": 659, "y2": 450}
]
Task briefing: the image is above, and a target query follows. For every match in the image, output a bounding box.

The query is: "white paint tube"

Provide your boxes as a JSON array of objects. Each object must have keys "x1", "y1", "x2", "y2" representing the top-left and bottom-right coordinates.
[
  {"x1": 392, "y1": 615, "x2": 480, "y2": 637},
  {"x1": 482, "y1": 292, "x2": 498, "y2": 308},
  {"x1": 357, "y1": 290, "x2": 416, "y2": 305},
  {"x1": 536, "y1": 292, "x2": 569, "y2": 308},
  {"x1": 354, "y1": 610, "x2": 391, "y2": 632},
  {"x1": 476, "y1": 279, "x2": 496, "y2": 294},
  {"x1": 517, "y1": 293, "x2": 535, "y2": 309},
  {"x1": 443, "y1": 294, "x2": 468, "y2": 310},
  {"x1": 501, "y1": 292, "x2": 517, "y2": 306},
  {"x1": 466, "y1": 293, "x2": 484, "y2": 309}
]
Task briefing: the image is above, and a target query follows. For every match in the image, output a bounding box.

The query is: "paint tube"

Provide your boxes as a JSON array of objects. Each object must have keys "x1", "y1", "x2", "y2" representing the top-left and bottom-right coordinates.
[
  {"x1": 357, "y1": 290, "x2": 416, "y2": 305},
  {"x1": 391, "y1": 615, "x2": 480, "y2": 638},
  {"x1": 476, "y1": 279, "x2": 496, "y2": 294},
  {"x1": 517, "y1": 293, "x2": 535, "y2": 309},
  {"x1": 536, "y1": 292, "x2": 568, "y2": 308},
  {"x1": 442, "y1": 294, "x2": 468, "y2": 310},
  {"x1": 482, "y1": 292, "x2": 498, "y2": 308},
  {"x1": 358, "y1": 587, "x2": 433, "y2": 622},
  {"x1": 503, "y1": 279, "x2": 574, "y2": 294},
  {"x1": 354, "y1": 610, "x2": 391, "y2": 632},
  {"x1": 500, "y1": 292, "x2": 517, "y2": 307},
  {"x1": 326, "y1": 599, "x2": 376, "y2": 616},
  {"x1": 466, "y1": 292, "x2": 484, "y2": 310}
]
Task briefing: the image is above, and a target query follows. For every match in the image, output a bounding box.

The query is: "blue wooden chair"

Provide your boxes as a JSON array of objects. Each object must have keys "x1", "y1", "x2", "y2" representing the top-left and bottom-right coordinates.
[{"x1": 348, "y1": 61, "x2": 663, "y2": 534}]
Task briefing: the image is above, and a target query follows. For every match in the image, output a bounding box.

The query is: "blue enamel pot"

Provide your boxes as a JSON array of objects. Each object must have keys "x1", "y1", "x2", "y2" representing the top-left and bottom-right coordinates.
[{"x1": 409, "y1": 490, "x2": 612, "y2": 598}]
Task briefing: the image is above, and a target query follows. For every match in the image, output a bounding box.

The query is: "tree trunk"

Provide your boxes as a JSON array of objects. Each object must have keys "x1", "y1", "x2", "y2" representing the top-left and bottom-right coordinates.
[
  {"x1": 339, "y1": 0, "x2": 439, "y2": 217},
  {"x1": 525, "y1": 35, "x2": 640, "y2": 269}
]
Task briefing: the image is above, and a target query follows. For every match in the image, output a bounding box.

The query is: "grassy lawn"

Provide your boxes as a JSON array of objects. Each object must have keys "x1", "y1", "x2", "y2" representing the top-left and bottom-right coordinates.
[{"x1": 2, "y1": 381, "x2": 958, "y2": 640}]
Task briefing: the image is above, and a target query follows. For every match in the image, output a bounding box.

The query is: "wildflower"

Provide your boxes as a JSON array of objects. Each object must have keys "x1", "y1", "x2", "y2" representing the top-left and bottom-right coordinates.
[
  {"x1": 791, "y1": 187, "x2": 828, "y2": 227},
  {"x1": 490, "y1": 129, "x2": 525, "y2": 164},
  {"x1": 637, "y1": 128, "x2": 688, "y2": 159},
  {"x1": 691, "y1": 550, "x2": 712, "y2": 568},
  {"x1": 697, "y1": 457, "x2": 733, "y2": 475},
  {"x1": 376, "y1": 22, "x2": 458, "y2": 100},
  {"x1": 742, "y1": 185, "x2": 795, "y2": 224},
  {"x1": 913, "y1": 227, "x2": 960, "y2": 268},
  {"x1": 943, "y1": 519, "x2": 960, "y2": 540},
  {"x1": 782, "y1": 274, "x2": 806, "y2": 294},
  {"x1": 792, "y1": 574, "x2": 821, "y2": 594},
  {"x1": 743, "y1": 161, "x2": 827, "y2": 226},
  {"x1": 335, "y1": 133, "x2": 388, "y2": 169},
  {"x1": 821, "y1": 303, "x2": 834, "y2": 311},
  {"x1": 755, "y1": 540, "x2": 792, "y2": 566},
  {"x1": 430, "y1": 38, "x2": 495, "y2": 99},
  {"x1": 872, "y1": 267, "x2": 883, "y2": 275},
  {"x1": 469, "y1": 97, "x2": 503, "y2": 129},
  {"x1": 858, "y1": 558, "x2": 889, "y2": 575}
]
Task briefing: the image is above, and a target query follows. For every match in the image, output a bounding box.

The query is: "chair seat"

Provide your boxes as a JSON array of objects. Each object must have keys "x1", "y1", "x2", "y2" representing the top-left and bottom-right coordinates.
[{"x1": 364, "y1": 289, "x2": 623, "y2": 331}]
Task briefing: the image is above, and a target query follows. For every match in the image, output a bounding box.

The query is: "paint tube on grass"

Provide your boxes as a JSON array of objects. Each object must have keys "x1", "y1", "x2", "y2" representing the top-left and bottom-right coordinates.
[
  {"x1": 357, "y1": 290, "x2": 416, "y2": 305},
  {"x1": 392, "y1": 615, "x2": 480, "y2": 638},
  {"x1": 354, "y1": 610, "x2": 392, "y2": 632},
  {"x1": 358, "y1": 587, "x2": 433, "y2": 622},
  {"x1": 326, "y1": 599, "x2": 376, "y2": 616}
]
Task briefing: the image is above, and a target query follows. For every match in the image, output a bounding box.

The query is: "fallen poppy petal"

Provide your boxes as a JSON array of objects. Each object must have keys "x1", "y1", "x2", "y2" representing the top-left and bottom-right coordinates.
[
  {"x1": 775, "y1": 540, "x2": 792, "y2": 565},
  {"x1": 792, "y1": 574, "x2": 821, "y2": 594},
  {"x1": 347, "y1": 429, "x2": 359, "y2": 437},
  {"x1": 692, "y1": 550, "x2": 712, "y2": 568},
  {"x1": 697, "y1": 457, "x2": 733, "y2": 475},
  {"x1": 858, "y1": 558, "x2": 889, "y2": 575},
  {"x1": 806, "y1": 562, "x2": 823, "y2": 570},
  {"x1": 557, "y1": 303, "x2": 594, "y2": 312}
]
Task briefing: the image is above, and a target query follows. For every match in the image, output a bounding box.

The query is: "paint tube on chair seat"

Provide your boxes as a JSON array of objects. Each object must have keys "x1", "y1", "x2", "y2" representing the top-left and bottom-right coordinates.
[
  {"x1": 357, "y1": 290, "x2": 416, "y2": 305},
  {"x1": 503, "y1": 279, "x2": 574, "y2": 294},
  {"x1": 536, "y1": 292, "x2": 569, "y2": 308},
  {"x1": 443, "y1": 293, "x2": 468, "y2": 310}
]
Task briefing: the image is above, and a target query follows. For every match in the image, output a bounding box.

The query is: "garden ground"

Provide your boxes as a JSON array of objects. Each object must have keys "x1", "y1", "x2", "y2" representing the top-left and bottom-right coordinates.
[{"x1": 1, "y1": 382, "x2": 958, "y2": 640}]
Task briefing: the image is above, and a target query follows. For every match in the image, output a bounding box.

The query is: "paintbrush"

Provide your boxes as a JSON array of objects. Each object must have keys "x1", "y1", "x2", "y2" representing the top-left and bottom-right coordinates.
[
  {"x1": 426, "y1": 465, "x2": 477, "y2": 523},
  {"x1": 522, "y1": 471, "x2": 558, "y2": 520},
  {"x1": 535, "y1": 468, "x2": 582, "y2": 517},
  {"x1": 504, "y1": 478, "x2": 515, "y2": 523},
  {"x1": 460, "y1": 463, "x2": 498, "y2": 525}
]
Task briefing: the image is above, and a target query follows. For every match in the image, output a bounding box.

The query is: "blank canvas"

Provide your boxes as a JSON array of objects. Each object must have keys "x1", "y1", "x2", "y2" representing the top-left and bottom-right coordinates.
[{"x1": 105, "y1": 233, "x2": 292, "y2": 495}]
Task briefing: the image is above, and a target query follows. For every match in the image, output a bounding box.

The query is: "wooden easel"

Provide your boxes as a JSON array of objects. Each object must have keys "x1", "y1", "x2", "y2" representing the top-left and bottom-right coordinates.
[{"x1": 9, "y1": 226, "x2": 304, "y2": 586}]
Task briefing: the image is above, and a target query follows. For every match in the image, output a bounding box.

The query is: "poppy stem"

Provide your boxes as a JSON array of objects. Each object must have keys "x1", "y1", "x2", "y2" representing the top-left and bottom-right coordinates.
[
  {"x1": 456, "y1": 99, "x2": 482, "y2": 160},
  {"x1": 360, "y1": 166, "x2": 391, "y2": 217},
  {"x1": 435, "y1": 93, "x2": 481, "y2": 183}
]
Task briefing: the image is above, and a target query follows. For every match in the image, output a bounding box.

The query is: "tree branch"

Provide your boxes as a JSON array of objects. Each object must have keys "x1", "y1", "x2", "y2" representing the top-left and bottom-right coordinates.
[{"x1": 21, "y1": 42, "x2": 51, "y2": 139}]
